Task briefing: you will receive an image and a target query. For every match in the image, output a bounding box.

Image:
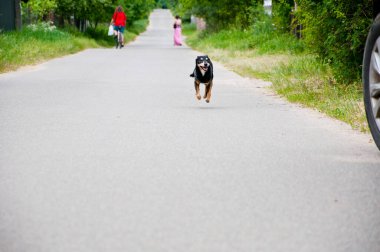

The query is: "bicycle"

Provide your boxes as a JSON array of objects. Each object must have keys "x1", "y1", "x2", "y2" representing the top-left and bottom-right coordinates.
[{"x1": 114, "y1": 25, "x2": 124, "y2": 49}]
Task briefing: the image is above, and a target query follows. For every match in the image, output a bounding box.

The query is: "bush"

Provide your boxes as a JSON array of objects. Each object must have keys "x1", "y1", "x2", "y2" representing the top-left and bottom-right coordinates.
[
  {"x1": 177, "y1": 0, "x2": 262, "y2": 32},
  {"x1": 0, "y1": 24, "x2": 98, "y2": 73},
  {"x1": 296, "y1": 0, "x2": 372, "y2": 82},
  {"x1": 24, "y1": 22, "x2": 69, "y2": 41},
  {"x1": 128, "y1": 19, "x2": 149, "y2": 34},
  {"x1": 186, "y1": 16, "x2": 304, "y2": 55},
  {"x1": 83, "y1": 19, "x2": 149, "y2": 47},
  {"x1": 85, "y1": 25, "x2": 112, "y2": 47},
  {"x1": 272, "y1": 0, "x2": 294, "y2": 32}
]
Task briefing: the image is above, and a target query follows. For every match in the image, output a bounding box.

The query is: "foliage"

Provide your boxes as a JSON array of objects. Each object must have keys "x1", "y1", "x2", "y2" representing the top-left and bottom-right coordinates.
[
  {"x1": 127, "y1": 19, "x2": 149, "y2": 34},
  {"x1": 177, "y1": 0, "x2": 262, "y2": 31},
  {"x1": 295, "y1": 0, "x2": 372, "y2": 82},
  {"x1": 23, "y1": 22, "x2": 67, "y2": 42},
  {"x1": 271, "y1": 55, "x2": 365, "y2": 130},
  {"x1": 0, "y1": 24, "x2": 96, "y2": 73},
  {"x1": 87, "y1": 0, "x2": 114, "y2": 28},
  {"x1": 272, "y1": 0, "x2": 294, "y2": 32},
  {"x1": 0, "y1": 17, "x2": 149, "y2": 73},
  {"x1": 185, "y1": 16, "x2": 304, "y2": 54},
  {"x1": 25, "y1": 0, "x2": 57, "y2": 20},
  {"x1": 84, "y1": 19, "x2": 148, "y2": 46},
  {"x1": 156, "y1": 0, "x2": 169, "y2": 8},
  {"x1": 23, "y1": 0, "x2": 154, "y2": 30},
  {"x1": 182, "y1": 23, "x2": 196, "y2": 36},
  {"x1": 106, "y1": 0, "x2": 155, "y2": 26}
]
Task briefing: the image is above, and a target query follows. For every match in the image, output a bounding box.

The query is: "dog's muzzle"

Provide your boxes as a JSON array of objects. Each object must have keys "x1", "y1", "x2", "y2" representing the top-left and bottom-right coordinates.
[{"x1": 200, "y1": 63, "x2": 209, "y2": 71}]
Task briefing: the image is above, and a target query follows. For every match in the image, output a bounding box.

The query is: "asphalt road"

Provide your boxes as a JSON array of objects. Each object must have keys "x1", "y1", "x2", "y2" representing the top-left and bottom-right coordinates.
[{"x1": 1, "y1": 9, "x2": 380, "y2": 252}]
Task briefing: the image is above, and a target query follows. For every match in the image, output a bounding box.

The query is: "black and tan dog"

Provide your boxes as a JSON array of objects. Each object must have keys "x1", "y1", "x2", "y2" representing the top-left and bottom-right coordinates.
[{"x1": 190, "y1": 55, "x2": 214, "y2": 103}]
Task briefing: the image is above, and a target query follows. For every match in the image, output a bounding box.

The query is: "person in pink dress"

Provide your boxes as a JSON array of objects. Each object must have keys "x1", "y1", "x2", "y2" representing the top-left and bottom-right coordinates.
[{"x1": 173, "y1": 15, "x2": 182, "y2": 46}]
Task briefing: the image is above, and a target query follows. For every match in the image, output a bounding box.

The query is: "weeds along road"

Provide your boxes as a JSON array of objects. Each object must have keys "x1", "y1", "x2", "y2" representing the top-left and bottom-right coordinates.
[{"x1": 0, "y1": 9, "x2": 380, "y2": 252}]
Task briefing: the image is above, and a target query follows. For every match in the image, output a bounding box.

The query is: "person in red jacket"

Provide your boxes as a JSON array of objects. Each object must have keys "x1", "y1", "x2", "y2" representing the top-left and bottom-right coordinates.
[{"x1": 110, "y1": 5, "x2": 127, "y2": 48}]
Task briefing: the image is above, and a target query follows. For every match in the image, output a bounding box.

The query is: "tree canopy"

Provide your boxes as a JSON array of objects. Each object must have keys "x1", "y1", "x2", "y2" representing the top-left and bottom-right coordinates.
[
  {"x1": 23, "y1": 0, "x2": 155, "y2": 28},
  {"x1": 174, "y1": 0, "x2": 262, "y2": 30}
]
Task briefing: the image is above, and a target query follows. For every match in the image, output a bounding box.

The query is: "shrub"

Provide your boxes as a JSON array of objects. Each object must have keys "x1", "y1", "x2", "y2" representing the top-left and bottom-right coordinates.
[
  {"x1": 296, "y1": 0, "x2": 372, "y2": 82},
  {"x1": 272, "y1": 0, "x2": 294, "y2": 32}
]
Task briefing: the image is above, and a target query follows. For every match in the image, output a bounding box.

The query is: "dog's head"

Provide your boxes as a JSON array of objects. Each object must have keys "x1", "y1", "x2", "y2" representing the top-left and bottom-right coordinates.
[{"x1": 196, "y1": 55, "x2": 212, "y2": 73}]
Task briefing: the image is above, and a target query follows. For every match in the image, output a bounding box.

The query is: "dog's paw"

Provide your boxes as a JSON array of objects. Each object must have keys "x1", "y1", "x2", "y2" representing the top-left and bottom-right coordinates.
[
  {"x1": 196, "y1": 94, "x2": 201, "y2": 100},
  {"x1": 205, "y1": 99, "x2": 210, "y2": 103}
]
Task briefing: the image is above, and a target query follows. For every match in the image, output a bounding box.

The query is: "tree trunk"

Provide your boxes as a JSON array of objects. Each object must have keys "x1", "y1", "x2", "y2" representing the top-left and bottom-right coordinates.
[
  {"x1": 14, "y1": 0, "x2": 21, "y2": 30},
  {"x1": 75, "y1": 18, "x2": 80, "y2": 30},
  {"x1": 57, "y1": 15, "x2": 64, "y2": 28}
]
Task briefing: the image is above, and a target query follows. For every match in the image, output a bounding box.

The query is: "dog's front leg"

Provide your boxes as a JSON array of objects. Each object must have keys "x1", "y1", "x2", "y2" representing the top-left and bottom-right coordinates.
[
  {"x1": 205, "y1": 80, "x2": 213, "y2": 103},
  {"x1": 195, "y1": 80, "x2": 201, "y2": 100}
]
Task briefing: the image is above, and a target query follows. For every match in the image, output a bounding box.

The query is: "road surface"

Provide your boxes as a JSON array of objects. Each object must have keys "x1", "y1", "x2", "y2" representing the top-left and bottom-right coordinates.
[{"x1": 0, "y1": 9, "x2": 380, "y2": 252}]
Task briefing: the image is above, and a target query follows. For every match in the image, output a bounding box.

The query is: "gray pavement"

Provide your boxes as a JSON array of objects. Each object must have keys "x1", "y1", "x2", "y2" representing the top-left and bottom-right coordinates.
[{"x1": 0, "y1": 9, "x2": 380, "y2": 252}]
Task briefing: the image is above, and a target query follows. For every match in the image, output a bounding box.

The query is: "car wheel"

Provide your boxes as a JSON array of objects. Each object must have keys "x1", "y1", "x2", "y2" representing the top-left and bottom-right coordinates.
[{"x1": 363, "y1": 20, "x2": 380, "y2": 150}]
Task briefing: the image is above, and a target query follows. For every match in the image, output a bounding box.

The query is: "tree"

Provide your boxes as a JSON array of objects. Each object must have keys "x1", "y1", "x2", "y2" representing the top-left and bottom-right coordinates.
[
  {"x1": 177, "y1": 0, "x2": 262, "y2": 31},
  {"x1": 22, "y1": 0, "x2": 155, "y2": 31},
  {"x1": 87, "y1": 0, "x2": 113, "y2": 28},
  {"x1": 15, "y1": 0, "x2": 22, "y2": 29},
  {"x1": 295, "y1": 0, "x2": 372, "y2": 81},
  {"x1": 26, "y1": 0, "x2": 57, "y2": 20},
  {"x1": 125, "y1": 0, "x2": 155, "y2": 24},
  {"x1": 272, "y1": 0, "x2": 294, "y2": 32}
]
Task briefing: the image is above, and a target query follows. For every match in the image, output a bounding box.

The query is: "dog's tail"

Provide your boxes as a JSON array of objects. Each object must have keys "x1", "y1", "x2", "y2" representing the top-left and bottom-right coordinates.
[{"x1": 190, "y1": 73, "x2": 194, "y2": 77}]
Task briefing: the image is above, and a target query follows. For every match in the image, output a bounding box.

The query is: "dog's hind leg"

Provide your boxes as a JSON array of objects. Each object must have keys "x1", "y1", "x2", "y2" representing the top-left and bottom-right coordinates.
[
  {"x1": 205, "y1": 81, "x2": 213, "y2": 103},
  {"x1": 195, "y1": 80, "x2": 201, "y2": 100}
]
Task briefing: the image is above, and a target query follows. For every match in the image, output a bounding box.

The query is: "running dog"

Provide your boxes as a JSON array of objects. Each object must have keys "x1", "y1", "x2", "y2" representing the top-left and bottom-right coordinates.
[{"x1": 190, "y1": 55, "x2": 214, "y2": 103}]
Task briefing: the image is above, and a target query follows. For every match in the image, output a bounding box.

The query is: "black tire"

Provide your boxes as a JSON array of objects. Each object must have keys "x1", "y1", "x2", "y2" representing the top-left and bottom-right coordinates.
[{"x1": 363, "y1": 21, "x2": 380, "y2": 150}]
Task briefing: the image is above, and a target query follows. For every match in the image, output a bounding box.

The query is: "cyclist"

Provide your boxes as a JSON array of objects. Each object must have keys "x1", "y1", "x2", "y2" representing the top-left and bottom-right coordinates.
[{"x1": 110, "y1": 5, "x2": 127, "y2": 48}]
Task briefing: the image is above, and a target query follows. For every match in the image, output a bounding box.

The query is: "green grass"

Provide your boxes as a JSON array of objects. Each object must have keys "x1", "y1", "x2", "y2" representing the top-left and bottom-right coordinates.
[
  {"x1": 85, "y1": 19, "x2": 149, "y2": 47},
  {"x1": 123, "y1": 19, "x2": 149, "y2": 45},
  {"x1": 186, "y1": 24, "x2": 304, "y2": 54},
  {"x1": 182, "y1": 23, "x2": 196, "y2": 36},
  {"x1": 271, "y1": 56, "x2": 366, "y2": 131},
  {"x1": 183, "y1": 24, "x2": 367, "y2": 132},
  {"x1": 0, "y1": 19, "x2": 149, "y2": 73},
  {"x1": 129, "y1": 19, "x2": 149, "y2": 34},
  {"x1": 0, "y1": 23, "x2": 99, "y2": 73}
]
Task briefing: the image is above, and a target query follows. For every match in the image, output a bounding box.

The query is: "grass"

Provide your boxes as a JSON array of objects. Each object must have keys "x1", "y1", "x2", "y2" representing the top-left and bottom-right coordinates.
[
  {"x1": 272, "y1": 56, "x2": 366, "y2": 131},
  {"x1": 0, "y1": 19, "x2": 149, "y2": 73},
  {"x1": 183, "y1": 24, "x2": 367, "y2": 132},
  {"x1": 0, "y1": 23, "x2": 94, "y2": 73}
]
